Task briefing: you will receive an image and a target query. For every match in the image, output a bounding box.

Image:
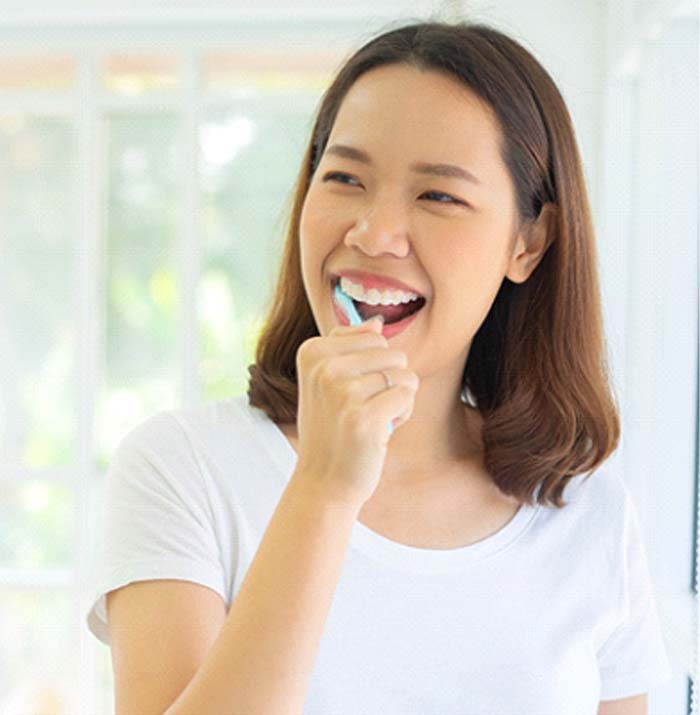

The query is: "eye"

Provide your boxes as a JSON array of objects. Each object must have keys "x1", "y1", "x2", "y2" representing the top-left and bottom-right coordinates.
[
  {"x1": 321, "y1": 171, "x2": 468, "y2": 207},
  {"x1": 421, "y1": 191, "x2": 461, "y2": 204},
  {"x1": 322, "y1": 171, "x2": 360, "y2": 187}
]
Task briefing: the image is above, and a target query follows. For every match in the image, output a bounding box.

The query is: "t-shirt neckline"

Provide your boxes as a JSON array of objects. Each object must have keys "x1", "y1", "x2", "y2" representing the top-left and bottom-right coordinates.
[{"x1": 245, "y1": 395, "x2": 541, "y2": 575}]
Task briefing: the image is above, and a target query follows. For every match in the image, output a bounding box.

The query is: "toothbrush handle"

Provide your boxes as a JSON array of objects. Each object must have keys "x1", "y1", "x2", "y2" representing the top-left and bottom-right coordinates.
[{"x1": 334, "y1": 285, "x2": 394, "y2": 435}]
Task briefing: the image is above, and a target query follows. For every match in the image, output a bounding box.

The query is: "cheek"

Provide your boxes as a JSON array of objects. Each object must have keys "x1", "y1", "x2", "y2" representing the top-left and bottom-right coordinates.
[
  {"x1": 445, "y1": 222, "x2": 508, "y2": 277},
  {"x1": 434, "y1": 235, "x2": 506, "y2": 315},
  {"x1": 299, "y1": 195, "x2": 338, "y2": 287},
  {"x1": 301, "y1": 189, "x2": 337, "y2": 243}
]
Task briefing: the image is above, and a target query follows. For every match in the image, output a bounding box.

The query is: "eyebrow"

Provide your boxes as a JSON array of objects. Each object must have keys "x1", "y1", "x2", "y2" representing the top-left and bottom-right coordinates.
[{"x1": 324, "y1": 143, "x2": 482, "y2": 187}]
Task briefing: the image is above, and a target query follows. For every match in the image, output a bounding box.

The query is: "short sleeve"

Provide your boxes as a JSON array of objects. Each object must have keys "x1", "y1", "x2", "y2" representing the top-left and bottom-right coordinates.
[
  {"x1": 85, "y1": 411, "x2": 227, "y2": 646},
  {"x1": 597, "y1": 485, "x2": 673, "y2": 700}
]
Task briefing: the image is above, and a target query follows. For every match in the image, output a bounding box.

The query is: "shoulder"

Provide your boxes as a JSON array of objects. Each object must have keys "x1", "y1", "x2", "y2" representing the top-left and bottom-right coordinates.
[
  {"x1": 117, "y1": 394, "x2": 263, "y2": 454},
  {"x1": 564, "y1": 462, "x2": 630, "y2": 518},
  {"x1": 569, "y1": 464, "x2": 643, "y2": 577},
  {"x1": 536, "y1": 462, "x2": 631, "y2": 550}
]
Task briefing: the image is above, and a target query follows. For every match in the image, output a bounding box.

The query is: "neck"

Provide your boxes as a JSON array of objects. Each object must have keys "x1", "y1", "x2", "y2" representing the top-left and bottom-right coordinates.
[{"x1": 380, "y1": 374, "x2": 483, "y2": 485}]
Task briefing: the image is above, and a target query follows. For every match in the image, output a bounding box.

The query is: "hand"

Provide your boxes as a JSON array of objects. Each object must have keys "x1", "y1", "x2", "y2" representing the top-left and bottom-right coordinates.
[{"x1": 292, "y1": 317, "x2": 420, "y2": 510}]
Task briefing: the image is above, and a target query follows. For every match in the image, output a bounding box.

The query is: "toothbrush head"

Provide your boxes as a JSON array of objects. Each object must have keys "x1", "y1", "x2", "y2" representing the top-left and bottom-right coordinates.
[{"x1": 333, "y1": 282, "x2": 363, "y2": 326}]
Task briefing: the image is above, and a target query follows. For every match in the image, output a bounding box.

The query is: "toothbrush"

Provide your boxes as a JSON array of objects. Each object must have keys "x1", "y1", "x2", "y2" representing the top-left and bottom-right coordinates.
[{"x1": 333, "y1": 283, "x2": 394, "y2": 435}]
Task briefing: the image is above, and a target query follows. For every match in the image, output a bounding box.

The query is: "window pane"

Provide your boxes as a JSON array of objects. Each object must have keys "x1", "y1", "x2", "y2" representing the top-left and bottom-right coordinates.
[
  {"x1": 98, "y1": 115, "x2": 180, "y2": 469},
  {"x1": 0, "y1": 590, "x2": 75, "y2": 714},
  {"x1": 0, "y1": 115, "x2": 78, "y2": 466},
  {"x1": 203, "y1": 49, "x2": 344, "y2": 94},
  {"x1": 102, "y1": 54, "x2": 180, "y2": 95},
  {"x1": 0, "y1": 56, "x2": 75, "y2": 90},
  {"x1": 198, "y1": 98, "x2": 315, "y2": 399},
  {"x1": 97, "y1": 639, "x2": 115, "y2": 714},
  {"x1": 0, "y1": 479, "x2": 74, "y2": 568}
]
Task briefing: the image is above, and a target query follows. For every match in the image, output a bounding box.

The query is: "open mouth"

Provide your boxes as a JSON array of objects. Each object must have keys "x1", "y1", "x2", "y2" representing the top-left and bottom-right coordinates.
[{"x1": 331, "y1": 276, "x2": 427, "y2": 325}]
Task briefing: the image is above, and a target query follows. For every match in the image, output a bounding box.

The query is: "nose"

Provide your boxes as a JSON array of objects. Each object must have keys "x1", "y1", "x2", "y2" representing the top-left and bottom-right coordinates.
[{"x1": 343, "y1": 198, "x2": 411, "y2": 258}]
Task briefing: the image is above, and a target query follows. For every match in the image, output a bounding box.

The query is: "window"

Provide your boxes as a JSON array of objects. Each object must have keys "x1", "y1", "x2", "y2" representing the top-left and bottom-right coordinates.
[{"x1": 0, "y1": 22, "x2": 350, "y2": 712}]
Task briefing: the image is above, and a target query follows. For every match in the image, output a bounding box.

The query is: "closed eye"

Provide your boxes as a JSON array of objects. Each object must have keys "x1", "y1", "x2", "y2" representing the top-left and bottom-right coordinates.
[{"x1": 321, "y1": 171, "x2": 468, "y2": 207}]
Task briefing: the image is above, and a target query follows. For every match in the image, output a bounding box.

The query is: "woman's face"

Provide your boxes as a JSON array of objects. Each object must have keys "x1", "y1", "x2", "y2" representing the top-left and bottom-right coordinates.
[{"x1": 299, "y1": 63, "x2": 542, "y2": 378}]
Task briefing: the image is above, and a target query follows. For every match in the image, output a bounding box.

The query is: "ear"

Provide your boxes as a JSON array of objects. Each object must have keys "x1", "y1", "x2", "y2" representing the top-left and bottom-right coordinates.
[{"x1": 505, "y1": 202, "x2": 557, "y2": 284}]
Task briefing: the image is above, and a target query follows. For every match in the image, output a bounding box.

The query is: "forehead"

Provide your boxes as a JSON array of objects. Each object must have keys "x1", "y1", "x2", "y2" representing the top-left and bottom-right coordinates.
[
  {"x1": 327, "y1": 64, "x2": 503, "y2": 170},
  {"x1": 327, "y1": 65, "x2": 508, "y2": 187}
]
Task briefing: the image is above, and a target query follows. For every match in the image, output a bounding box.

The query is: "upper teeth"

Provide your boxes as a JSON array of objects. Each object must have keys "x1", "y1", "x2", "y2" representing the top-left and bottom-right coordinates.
[{"x1": 340, "y1": 276, "x2": 420, "y2": 306}]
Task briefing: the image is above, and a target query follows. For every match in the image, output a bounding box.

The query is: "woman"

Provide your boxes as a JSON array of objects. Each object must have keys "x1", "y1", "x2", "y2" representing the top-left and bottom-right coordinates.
[{"x1": 87, "y1": 20, "x2": 672, "y2": 715}]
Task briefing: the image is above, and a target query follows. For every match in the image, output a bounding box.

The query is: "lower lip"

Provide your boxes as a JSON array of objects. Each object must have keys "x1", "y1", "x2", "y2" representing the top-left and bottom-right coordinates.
[{"x1": 331, "y1": 289, "x2": 423, "y2": 338}]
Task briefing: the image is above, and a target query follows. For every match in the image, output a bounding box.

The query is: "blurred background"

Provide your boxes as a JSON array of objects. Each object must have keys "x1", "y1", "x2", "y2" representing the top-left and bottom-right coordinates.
[{"x1": 0, "y1": 0, "x2": 697, "y2": 713}]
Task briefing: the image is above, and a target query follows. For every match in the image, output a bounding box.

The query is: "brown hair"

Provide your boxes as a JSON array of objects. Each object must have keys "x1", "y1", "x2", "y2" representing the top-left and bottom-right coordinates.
[{"x1": 246, "y1": 19, "x2": 620, "y2": 509}]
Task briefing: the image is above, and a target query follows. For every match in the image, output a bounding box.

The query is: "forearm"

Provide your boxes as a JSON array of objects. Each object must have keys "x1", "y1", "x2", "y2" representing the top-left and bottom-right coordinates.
[{"x1": 165, "y1": 471, "x2": 360, "y2": 715}]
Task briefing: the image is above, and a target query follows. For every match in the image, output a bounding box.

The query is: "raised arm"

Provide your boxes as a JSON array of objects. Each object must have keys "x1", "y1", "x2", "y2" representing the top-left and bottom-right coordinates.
[{"x1": 163, "y1": 472, "x2": 360, "y2": 715}]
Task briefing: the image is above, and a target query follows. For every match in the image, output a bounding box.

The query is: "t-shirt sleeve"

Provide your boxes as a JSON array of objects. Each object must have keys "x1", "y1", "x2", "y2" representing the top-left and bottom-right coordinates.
[
  {"x1": 85, "y1": 410, "x2": 227, "y2": 647},
  {"x1": 596, "y1": 483, "x2": 673, "y2": 700}
]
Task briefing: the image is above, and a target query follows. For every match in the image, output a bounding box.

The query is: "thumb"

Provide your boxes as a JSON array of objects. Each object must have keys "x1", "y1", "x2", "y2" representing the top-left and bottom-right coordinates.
[
  {"x1": 361, "y1": 314, "x2": 385, "y2": 332},
  {"x1": 329, "y1": 313, "x2": 384, "y2": 338}
]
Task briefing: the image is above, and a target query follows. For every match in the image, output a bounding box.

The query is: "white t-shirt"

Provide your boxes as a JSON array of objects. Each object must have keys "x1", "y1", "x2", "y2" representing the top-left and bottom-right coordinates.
[{"x1": 86, "y1": 394, "x2": 673, "y2": 713}]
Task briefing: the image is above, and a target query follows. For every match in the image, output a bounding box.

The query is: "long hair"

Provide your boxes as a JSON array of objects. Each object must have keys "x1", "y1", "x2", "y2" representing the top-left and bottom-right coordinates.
[{"x1": 246, "y1": 19, "x2": 620, "y2": 509}]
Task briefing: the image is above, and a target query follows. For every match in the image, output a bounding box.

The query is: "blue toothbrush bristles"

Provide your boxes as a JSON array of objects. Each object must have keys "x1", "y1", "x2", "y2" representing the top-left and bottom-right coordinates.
[{"x1": 333, "y1": 283, "x2": 393, "y2": 435}]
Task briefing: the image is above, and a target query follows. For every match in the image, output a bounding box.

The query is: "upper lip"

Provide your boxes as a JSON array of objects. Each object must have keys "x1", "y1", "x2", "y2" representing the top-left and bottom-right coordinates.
[{"x1": 332, "y1": 269, "x2": 425, "y2": 297}]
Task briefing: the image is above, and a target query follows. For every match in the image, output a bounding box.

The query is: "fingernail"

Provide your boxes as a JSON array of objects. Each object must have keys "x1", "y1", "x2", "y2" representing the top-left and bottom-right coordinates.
[{"x1": 369, "y1": 314, "x2": 385, "y2": 325}]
